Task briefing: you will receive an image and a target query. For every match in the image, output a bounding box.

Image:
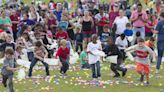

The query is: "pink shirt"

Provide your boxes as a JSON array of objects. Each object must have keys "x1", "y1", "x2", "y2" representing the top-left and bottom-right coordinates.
[{"x1": 131, "y1": 10, "x2": 148, "y2": 27}]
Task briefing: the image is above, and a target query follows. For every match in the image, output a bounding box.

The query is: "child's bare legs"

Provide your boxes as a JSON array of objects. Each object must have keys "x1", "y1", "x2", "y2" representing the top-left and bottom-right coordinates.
[
  {"x1": 137, "y1": 70, "x2": 144, "y2": 82},
  {"x1": 145, "y1": 74, "x2": 149, "y2": 84}
]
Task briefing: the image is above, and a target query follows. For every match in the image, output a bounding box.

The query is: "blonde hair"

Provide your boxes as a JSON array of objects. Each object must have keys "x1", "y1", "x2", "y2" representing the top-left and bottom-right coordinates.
[
  {"x1": 60, "y1": 39, "x2": 67, "y2": 46},
  {"x1": 0, "y1": 32, "x2": 8, "y2": 41}
]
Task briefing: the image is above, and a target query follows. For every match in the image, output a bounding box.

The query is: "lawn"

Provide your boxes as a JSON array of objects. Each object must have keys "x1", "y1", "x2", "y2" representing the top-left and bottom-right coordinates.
[{"x1": 0, "y1": 61, "x2": 164, "y2": 92}]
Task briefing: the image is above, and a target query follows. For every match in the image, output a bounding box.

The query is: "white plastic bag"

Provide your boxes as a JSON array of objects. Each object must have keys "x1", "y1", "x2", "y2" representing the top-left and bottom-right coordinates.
[
  {"x1": 105, "y1": 55, "x2": 118, "y2": 64},
  {"x1": 17, "y1": 68, "x2": 26, "y2": 81},
  {"x1": 92, "y1": 50, "x2": 106, "y2": 57},
  {"x1": 44, "y1": 58, "x2": 59, "y2": 65},
  {"x1": 17, "y1": 59, "x2": 31, "y2": 68}
]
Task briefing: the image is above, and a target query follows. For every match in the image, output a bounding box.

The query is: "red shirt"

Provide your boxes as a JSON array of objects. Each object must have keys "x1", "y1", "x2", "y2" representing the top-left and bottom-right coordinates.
[
  {"x1": 0, "y1": 29, "x2": 4, "y2": 33},
  {"x1": 55, "y1": 31, "x2": 68, "y2": 40},
  {"x1": 98, "y1": 17, "x2": 108, "y2": 27},
  {"x1": 10, "y1": 14, "x2": 19, "y2": 32},
  {"x1": 56, "y1": 47, "x2": 70, "y2": 60}
]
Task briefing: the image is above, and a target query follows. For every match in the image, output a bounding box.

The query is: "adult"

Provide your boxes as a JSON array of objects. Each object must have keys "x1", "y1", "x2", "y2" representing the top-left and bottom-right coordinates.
[
  {"x1": 108, "y1": 4, "x2": 119, "y2": 41},
  {"x1": 152, "y1": 12, "x2": 164, "y2": 73},
  {"x1": 0, "y1": 10, "x2": 12, "y2": 33},
  {"x1": 95, "y1": 6, "x2": 109, "y2": 36},
  {"x1": 10, "y1": 10, "x2": 20, "y2": 41},
  {"x1": 113, "y1": 9, "x2": 129, "y2": 36},
  {"x1": 130, "y1": 3, "x2": 148, "y2": 39},
  {"x1": 54, "y1": 3, "x2": 63, "y2": 22},
  {"x1": 80, "y1": 10, "x2": 94, "y2": 45},
  {"x1": 48, "y1": 12, "x2": 58, "y2": 35},
  {"x1": 145, "y1": 11, "x2": 154, "y2": 38},
  {"x1": 28, "y1": 6, "x2": 40, "y2": 22}
]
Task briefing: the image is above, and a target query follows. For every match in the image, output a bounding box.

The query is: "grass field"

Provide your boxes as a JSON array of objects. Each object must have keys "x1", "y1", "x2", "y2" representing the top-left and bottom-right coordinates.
[
  {"x1": 0, "y1": 61, "x2": 164, "y2": 92},
  {"x1": 0, "y1": 0, "x2": 163, "y2": 92}
]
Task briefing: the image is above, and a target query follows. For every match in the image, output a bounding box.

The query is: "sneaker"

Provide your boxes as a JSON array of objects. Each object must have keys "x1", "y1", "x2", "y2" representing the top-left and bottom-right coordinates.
[
  {"x1": 155, "y1": 69, "x2": 159, "y2": 74},
  {"x1": 98, "y1": 77, "x2": 102, "y2": 80},
  {"x1": 122, "y1": 68, "x2": 127, "y2": 77},
  {"x1": 140, "y1": 75, "x2": 144, "y2": 82},
  {"x1": 144, "y1": 81, "x2": 150, "y2": 86},
  {"x1": 2, "y1": 82, "x2": 7, "y2": 87},
  {"x1": 113, "y1": 74, "x2": 120, "y2": 78}
]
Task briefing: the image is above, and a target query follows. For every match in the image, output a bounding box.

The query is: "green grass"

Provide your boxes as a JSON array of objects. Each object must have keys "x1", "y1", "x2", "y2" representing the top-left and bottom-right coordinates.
[{"x1": 0, "y1": 61, "x2": 164, "y2": 92}]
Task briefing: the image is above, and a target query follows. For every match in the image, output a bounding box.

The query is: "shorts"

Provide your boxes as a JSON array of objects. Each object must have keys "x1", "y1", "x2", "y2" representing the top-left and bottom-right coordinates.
[
  {"x1": 136, "y1": 62, "x2": 150, "y2": 75},
  {"x1": 82, "y1": 31, "x2": 92, "y2": 39}
]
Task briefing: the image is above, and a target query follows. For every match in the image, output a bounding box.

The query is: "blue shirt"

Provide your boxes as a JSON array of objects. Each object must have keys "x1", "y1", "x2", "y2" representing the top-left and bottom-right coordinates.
[
  {"x1": 124, "y1": 29, "x2": 133, "y2": 36},
  {"x1": 100, "y1": 32, "x2": 110, "y2": 42},
  {"x1": 20, "y1": 19, "x2": 35, "y2": 26},
  {"x1": 54, "y1": 10, "x2": 62, "y2": 22},
  {"x1": 155, "y1": 20, "x2": 164, "y2": 41}
]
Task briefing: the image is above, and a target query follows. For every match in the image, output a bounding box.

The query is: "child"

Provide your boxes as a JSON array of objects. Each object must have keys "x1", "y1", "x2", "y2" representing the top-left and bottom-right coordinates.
[
  {"x1": 125, "y1": 38, "x2": 156, "y2": 85},
  {"x1": 104, "y1": 37, "x2": 127, "y2": 77},
  {"x1": 124, "y1": 23, "x2": 133, "y2": 37},
  {"x1": 80, "y1": 46, "x2": 90, "y2": 69},
  {"x1": 132, "y1": 31, "x2": 141, "y2": 45},
  {"x1": 0, "y1": 34, "x2": 15, "y2": 51},
  {"x1": 55, "y1": 39, "x2": 70, "y2": 76},
  {"x1": 87, "y1": 34, "x2": 102, "y2": 79},
  {"x1": 22, "y1": 32, "x2": 34, "y2": 62},
  {"x1": 55, "y1": 27, "x2": 68, "y2": 41},
  {"x1": 145, "y1": 37, "x2": 155, "y2": 63},
  {"x1": 74, "y1": 27, "x2": 83, "y2": 53},
  {"x1": 28, "y1": 41, "x2": 50, "y2": 77},
  {"x1": 1, "y1": 48, "x2": 19, "y2": 92},
  {"x1": 115, "y1": 34, "x2": 128, "y2": 60},
  {"x1": 100, "y1": 25, "x2": 111, "y2": 48}
]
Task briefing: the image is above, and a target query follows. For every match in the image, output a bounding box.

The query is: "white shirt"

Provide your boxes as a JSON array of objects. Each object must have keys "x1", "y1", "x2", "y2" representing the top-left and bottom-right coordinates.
[
  {"x1": 115, "y1": 37, "x2": 128, "y2": 50},
  {"x1": 114, "y1": 16, "x2": 129, "y2": 35},
  {"x1": 95, "y1": 13, "x2": 109, "y2": 21},
  {"x1": 87, "y1": 42, "x2": 102, "y2": 64}
]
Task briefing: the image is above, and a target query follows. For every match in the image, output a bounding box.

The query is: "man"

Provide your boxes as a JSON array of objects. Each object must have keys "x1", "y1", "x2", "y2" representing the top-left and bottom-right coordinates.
[
  {"x1": 10, "y1": 10, "x2": 19, "y2": 41},
  {"x1": 95, "y1": 5, "x2": 109, "y2": 36},
  {"x1": 130, "y1": 3, "x2": 148, "y2": 39},
  {"x1": 152, "y1": 11, "x2": 164, "y2": 74}
]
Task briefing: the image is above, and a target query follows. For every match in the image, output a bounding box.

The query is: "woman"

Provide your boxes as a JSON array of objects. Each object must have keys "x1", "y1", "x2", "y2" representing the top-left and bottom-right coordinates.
[
  {"x1": 28, "y1": 6, "x2": 40, "y2": 22},
  {"x1": 80, "y1": 11, "x2": 94, "y2": 45},
  {"x1": 48, "y1": 12, "x2": 58, "y2": 35},
  {"x1": 145, "y1": 11, "x2": 154, "y2": 38},
  {"x1": 0, "y1": 10, "x2": 12, "y2": 34},
  {"x1": 114, "y1": 9, "x2": 129, "y2": 37}
]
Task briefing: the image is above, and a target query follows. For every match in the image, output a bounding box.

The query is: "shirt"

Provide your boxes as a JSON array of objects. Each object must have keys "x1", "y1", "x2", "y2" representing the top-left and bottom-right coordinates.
[
  {"x1": 87, "y1": 42, "x2": 102, "y2": 64},
  {"x1": 55, "y1": 31, "x2": 68, "y2": 40},
  {"x1": 131, "y1": 10, "x2": 148, "y2": 27},
  {"x1": 108, "y1": 11, "x2": 119, "y2": 28},
  {"x1": 56, "y1": 47, "x2": 70, "y2": 60},
  {"x1": 155, "y1": 19, "x2": 164, "y2": 41},
  {"x1": 100, "y1": 32, "x2": 110, "y2": 43},
  {"x1": 80, "y1": 51, "x2": 87, "y2": 64},
  {"x1": 115, "y1": 37, "x2": 128, "y2": 50},
  {"x1": 114, "y1": 16, "x2": 129, "y2": 35},
  {"x1": 124, "y1": 29, "x2": 133, "y2": 36},
  {"x1": 95, "y1": 13, "x2": 109, "y2": 27},
  {"x1": 127, "y1": 45, "x2": 154, "y2": 65},
  {"x1": 34, "y1": 46, "x2": 47, "y2": 58},
  {"x1": 0, "y1": 17, "x2": 11, "y2": 25},
  {"x1": 75, "y1": 33, "x2": 83, "y2": 43},
  {"x1": 10, "y1": 14, "x2": 19, "y2": 32},
  {"x1": 1, "y1": 58, "x2": 15, "y2": 76}
]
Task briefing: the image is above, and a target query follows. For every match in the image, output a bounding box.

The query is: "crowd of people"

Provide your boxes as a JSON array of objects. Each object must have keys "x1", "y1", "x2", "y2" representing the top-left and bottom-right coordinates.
[{"x1": 0, "y1": 0, "x2": 164, "y2": 92}]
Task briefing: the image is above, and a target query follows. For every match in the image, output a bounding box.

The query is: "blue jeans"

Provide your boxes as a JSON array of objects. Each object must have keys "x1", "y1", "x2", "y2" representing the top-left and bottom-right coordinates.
[
  {"x1": 133, "y1": 27, "x2": 145, "y2": 39},
  {"x1": 90, "y1": 61, "x2": 101, "y2": 78},
  {"x1": 28, "y1": 58, "x2": 49, "y2": 77},
  {"x1": 156, "y1": 41, "x2": 164, "y2": 70}
]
